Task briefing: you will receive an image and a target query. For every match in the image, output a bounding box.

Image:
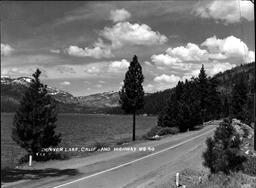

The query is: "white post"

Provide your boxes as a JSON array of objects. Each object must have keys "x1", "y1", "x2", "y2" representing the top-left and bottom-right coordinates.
[
  {"x1": 176, "y1": 172, "x2": 179, "y2": 187},
  {"x1": 29, "y1": 155, "x2": 32, "y2": 167}
]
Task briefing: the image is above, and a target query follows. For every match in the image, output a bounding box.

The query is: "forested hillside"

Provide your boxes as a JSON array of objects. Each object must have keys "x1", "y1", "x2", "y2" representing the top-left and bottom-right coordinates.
[
  {"x1": 141, "y1": 62, "x2": 254, "y2": 117},
  {"x1": 1, "y1": 62, "x2": 255, "y2": 118}
]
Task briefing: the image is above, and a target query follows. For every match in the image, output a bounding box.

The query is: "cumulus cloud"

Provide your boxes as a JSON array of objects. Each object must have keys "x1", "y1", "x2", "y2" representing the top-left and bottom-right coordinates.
[
  {"x1": 66, "y1": 39, "x2": 113, "y2": 59},
  {"x1": 154, "y1": 74, "x2": 180, "y2": 83},
  {"x1": 201, "y1": 35, "x2": 255, "y2": 63},
  {"x1": 152, "y1": 35, "x2": 254, "y2": 72},
  {"x1": 166, "y1": 43, "x2": 208, "y2": 62},
  {"x1": 109, "y1": 9, "x2": 131, "y2": 23},
  {"x1": 193, "y1": 0, "x2": 254, "y2": 24},
  {"x1": 151, "y1": 54, "x2": 180, "y2": 66},
  {"x1": 66, "y1": 10, "x2": 167, "y2": 59},
  {"x1": 1, "y1": 43, "x2": 14, "y2": 56},
  {"x1": 150, "y1": 35, "x2": 254, "y2": 84},
  {"x1": 108, "y1": 59, "x2": 130, "y2": 72},
  {"x1": 101, "y1": 22, "x2": 167, "y2": 48},
  {"x1": 60, "y1": 81, "x2": 71, "y2": 85},
  {"x1": 151, "y1": 43, "x2": 206, "y2": 70},
  {"x1": 208, "y1": 61, "x2": 236, "y2": 75},
  {"x1": 144, "y1": 74, "x2": 181, "y2": 92}
]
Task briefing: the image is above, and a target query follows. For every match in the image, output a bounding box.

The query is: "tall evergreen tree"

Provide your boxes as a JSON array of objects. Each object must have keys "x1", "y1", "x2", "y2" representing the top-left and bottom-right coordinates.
[
  {"x1": 231, "y1": 76, "x2": 248, "y2": 121},
  {"x1": 157, "y1": 92, "x2": 179, "y2": 128},
  {"x1": 12, "y1": 69, "x2": 61, "y2": 158},
  {"x1": 197, "y1": 65, "x2": 222, "y2": 121},
  {"x1": 198, "y1": 65, "x2": 209, "y2": 120},
  {"x1": 119, "y1": 55, "x2": 144, "y2": 141},
  {"x1": 223, "y1": 96, "x2": 230, "y2": 117}
]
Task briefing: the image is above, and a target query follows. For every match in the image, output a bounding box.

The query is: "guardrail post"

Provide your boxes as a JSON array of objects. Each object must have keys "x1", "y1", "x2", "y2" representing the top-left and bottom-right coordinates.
[
  {"x1": 176, "y1": 172, "x2": 179, "y2": 187},
  {"x1": 29, "y1": 155, "x2": 32, "y2": 166}
]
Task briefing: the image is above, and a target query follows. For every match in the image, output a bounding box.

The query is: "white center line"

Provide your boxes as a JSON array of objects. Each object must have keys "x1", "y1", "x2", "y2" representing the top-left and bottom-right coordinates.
[{"x1": 53, "y1": 127, "x2": 215, "y2": 188}]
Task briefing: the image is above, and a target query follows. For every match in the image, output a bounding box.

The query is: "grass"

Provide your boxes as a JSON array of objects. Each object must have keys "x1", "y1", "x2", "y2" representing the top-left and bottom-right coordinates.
[{"x1": 1, "y1": 113, "x2": 157, "y2": 168}]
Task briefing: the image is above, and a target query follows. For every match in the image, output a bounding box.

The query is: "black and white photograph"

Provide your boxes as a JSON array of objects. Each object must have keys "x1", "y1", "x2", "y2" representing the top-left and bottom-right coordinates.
[{"x1": 1, "y1": 0, "x2": 255, "y2": 187}]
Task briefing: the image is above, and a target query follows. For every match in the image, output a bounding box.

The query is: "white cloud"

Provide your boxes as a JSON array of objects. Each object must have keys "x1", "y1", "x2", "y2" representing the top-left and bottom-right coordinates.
[
  {"x1": 101, "y1": 22, "x2": 167, "y2": 48},
  {"x1": 66, "y1": 40, "x2": 113, "y2": 59},
  {"x1": 144, "y1": 61, "x2": 153, "y2": 66},
  {"x1": 1, "y1": 43, "x2": 14, "y2": 56},
  {"x1": 60, "y1": 81, "x2": 71, "y2": 85},
  {"x1": 149, "y1": 35, "x2": 254, "y2": 86},
  {"x1": 247, "y1": 51, "x2": 255, "y2": 63},
  {"x1": 50, "y1": 49, "x2": 61, "y2": 54},
  {"x1": 144, "y1": 83, "x2": 155, "y2": 93},
  {"x1": 66, "y1": 9, "x2": 167, "y2": 59},
  {"x1": 66, "y1": 21, "x2": 167, "y2": 59},
  {"x1": 166, "y1": 43, "x2": 208, "y2": 61},
  {"x1": 151, "y1": 54, "x2": 181, "y2": 66},
  {"x1": 151, "y1": 43, "x2": 206, "y2": 71},
  {"x1": 208, "y1": 61, "x2": 236, "y2": 75},
  {"x1": 154, "y1": 74, "x2": 180, "y2": 83},
  {"x1": 152, "y1": 35, "x2": 254, "y2": 74},
  {"x1": 108, "y1": 59, "x2": 130, "y2": 72},
  {"x1": 144, "y1": 74, "x2": 181, "y2": 92},
  {"x1": 86, "y1": 66, "x2": 101, "y2": 74},
  {"x1": 193, "y1": 0, "x2": 254, "y2": 24},
  {"x1": 110, "y1": 9, "x2": 131, "y2": 23},
  {"x1": 201, "y1": 35, "x2": 254, "y2": 63}
]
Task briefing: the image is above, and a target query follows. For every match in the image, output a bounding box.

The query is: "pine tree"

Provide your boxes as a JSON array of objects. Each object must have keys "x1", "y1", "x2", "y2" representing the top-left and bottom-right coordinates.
[
  {"x1": 198, "y1": 65, "x2": 209, "y2": 121},
  {"x1": 197, "y1": 65, "x2": 222, "y2": 121},
  {"x1": 231, "y1": 76, "x2": 248, "y2": 121},
  {"x1": 119, "y1": 55, "x2": 144, "y2": 141},
  {"x1": 157, "y1": 92, "x2": 179, "y2": 128},
  {"x1": 12, "y1": 69, "x2": 61, "y2": 159},
  {"x1": 223, "y1": 96, "x2": 230, "y2": 117},
  {"x1": 207, "y1": 78, "x2": 222, "y2": 120},
  {"x1": 202, "y1": 118, "x2": 246, "y2": 174}
]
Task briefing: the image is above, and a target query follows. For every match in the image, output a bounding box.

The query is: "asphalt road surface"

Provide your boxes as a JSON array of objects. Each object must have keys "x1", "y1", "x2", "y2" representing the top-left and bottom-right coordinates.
[{"x1": 3, "y1": 121, "x2": 219, "y2": 188}]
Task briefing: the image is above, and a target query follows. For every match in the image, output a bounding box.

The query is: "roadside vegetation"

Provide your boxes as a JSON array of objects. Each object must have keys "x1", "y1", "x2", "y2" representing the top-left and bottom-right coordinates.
[
  {"x1": 145, "y1": 65, "x2": 221, "y2": 139},
  {"x1": 12, "y1": 69, "x2": 61, "y2": 162},
  {"x1": 155, "y1": 118, "x2": 256, "y2": 188},
  {"x1": 152, "y1": 62, "x2": 255, "y2": 187}
]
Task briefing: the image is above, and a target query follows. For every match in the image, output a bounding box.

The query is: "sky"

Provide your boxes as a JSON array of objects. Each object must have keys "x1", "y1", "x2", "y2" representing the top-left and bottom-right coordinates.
[{"x1": 1, "y1": 0, "x2": 255, "y2": 96}]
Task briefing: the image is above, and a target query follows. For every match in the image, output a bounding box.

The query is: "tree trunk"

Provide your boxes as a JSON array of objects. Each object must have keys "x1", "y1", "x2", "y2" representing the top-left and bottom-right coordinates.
[{"x1": 132, "y1": 111, "x2": 136, "y2": 141}]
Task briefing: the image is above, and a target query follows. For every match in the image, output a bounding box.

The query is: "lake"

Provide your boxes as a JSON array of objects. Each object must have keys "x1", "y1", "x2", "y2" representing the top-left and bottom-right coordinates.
[{"x1": 1, "y1": 113, "x2": 157, "y2": 168}]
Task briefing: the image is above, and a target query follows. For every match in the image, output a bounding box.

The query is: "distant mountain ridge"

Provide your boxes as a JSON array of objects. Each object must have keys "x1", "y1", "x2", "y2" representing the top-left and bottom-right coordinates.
[
  {"x1": 1, "y1": 62, "x2": 254, "y2": 114},
  {"x1": 1, "y1": 76, "x2": 121, "y2": 112},
  {"x1": 77, "y1": 91, "x2": 120, "y2": 108}
]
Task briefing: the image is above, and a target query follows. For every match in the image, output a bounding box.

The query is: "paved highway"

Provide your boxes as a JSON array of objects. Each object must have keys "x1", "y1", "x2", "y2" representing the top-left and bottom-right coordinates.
[{"x1": 3, "y1": 121, "x2": 219, "y2": 188}]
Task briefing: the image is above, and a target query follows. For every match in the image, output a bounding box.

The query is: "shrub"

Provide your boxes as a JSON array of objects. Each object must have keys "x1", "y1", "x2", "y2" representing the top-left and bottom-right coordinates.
[
  {"x1": 202, "y1": 118, "x2": 246, "y2": 174},
  {"x1": 143, "y1": 126, "x2": 179, "y2": 140},
  {"x1": 190, "y1": 172, "x2": 256, "y2": 188},
  {"x1": 157, "y1": 127, "x2": 179, "y2": 136},
  {"x1": 145, "y1": 126, "x2": 163, "y2": 138},
  {"x1": 243, "y1": 156, "x2": 256, "y2": 176}
]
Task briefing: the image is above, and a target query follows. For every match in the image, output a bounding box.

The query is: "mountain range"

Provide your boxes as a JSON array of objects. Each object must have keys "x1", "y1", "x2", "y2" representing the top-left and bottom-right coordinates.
[{"x1": 1, "y1": 62, "x2": 255, "y2": 114}]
